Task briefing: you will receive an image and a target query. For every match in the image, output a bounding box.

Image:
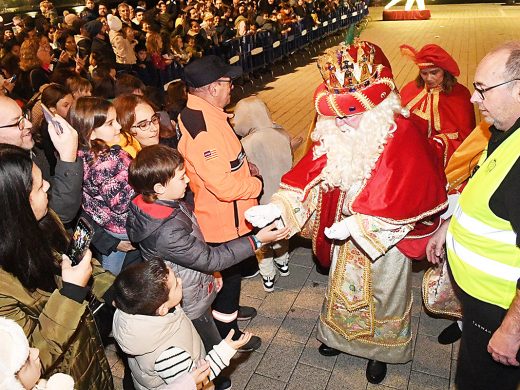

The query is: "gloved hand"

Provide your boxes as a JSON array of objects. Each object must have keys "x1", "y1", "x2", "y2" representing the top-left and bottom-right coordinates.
[
  {"x1": 244, "y1": 204, "x2": 282, "y2": 228},
  {"x1": 324, "y1": 219, "x2": 350, "y2": 240}
]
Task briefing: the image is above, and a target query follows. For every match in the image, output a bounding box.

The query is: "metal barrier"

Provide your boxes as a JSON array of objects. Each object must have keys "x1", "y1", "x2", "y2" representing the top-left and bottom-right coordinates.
[{"x1": 219, "y1": 1, "x2": 369, "y2": 77}]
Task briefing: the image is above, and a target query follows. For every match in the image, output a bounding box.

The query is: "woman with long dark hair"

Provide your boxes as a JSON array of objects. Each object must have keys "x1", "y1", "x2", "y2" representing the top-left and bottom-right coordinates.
[{"x1": 0, "y1": 143, "x2": 114, "y2": 390}]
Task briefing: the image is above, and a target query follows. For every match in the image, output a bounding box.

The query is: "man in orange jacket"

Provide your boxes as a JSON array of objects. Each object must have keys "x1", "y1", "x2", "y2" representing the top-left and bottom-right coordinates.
[{"x1": 178, "y1": 55, "x2": 262, "y2": 353}]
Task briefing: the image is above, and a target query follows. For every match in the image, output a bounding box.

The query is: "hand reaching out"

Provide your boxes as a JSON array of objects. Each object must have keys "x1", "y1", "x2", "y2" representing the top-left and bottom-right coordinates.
[
  {"x1": 244, "y1": 204, "x2": 282, "y2": 228},
  {"x1": 255, "y1": 222, "x2": 290, "y2": 245},
  {"x1": 224, "y1": 329, "x2": 252, "y2": 350}
]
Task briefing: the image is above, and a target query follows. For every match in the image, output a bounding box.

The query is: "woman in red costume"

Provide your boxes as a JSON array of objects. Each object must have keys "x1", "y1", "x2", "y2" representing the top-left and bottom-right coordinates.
[{"x1": 400, "y1": 44, "x2": 476, "y2": 167}]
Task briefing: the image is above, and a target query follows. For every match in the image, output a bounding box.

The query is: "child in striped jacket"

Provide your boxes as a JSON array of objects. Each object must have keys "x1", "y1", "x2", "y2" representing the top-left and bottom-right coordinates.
[{"x1": 112, "y1": 258, "x2": 251, "y2": 390}]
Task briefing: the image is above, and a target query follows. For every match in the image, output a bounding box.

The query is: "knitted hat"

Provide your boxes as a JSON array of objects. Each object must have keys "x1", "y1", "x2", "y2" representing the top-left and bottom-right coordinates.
[
  {"x1": 39, "y1": 373, "x2": 75, "y2": 390},
  {"x1": 84, "y1": 19, "x2": 103, "y2": 37},
  {"x1": 400, "y1": 44, "x2": 460, "y2": 76},
  {"x1": 64, "y1": 13, "x2": 79, "y2": 26},
  {"x1": 314, "y1": 41, "x2": 396, "y2": 117},
  {"x1": 107, "y1": 14, "x2": 123, "y2": 32},
  {"x1": 0, "y1": 318, "x2": 29, "y2": 390}
]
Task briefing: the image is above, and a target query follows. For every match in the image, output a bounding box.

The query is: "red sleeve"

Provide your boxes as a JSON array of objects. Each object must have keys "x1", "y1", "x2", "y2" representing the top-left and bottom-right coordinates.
[
  {"x1": 351, "y1": 115, "x2": 448, "y2": 222},
  {"x1": 151, "y1": 53, "x2": 167, "y2": 70}
]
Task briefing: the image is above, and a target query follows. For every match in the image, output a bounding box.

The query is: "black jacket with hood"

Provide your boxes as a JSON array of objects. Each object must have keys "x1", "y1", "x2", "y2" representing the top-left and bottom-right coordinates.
[{"x1": 126, "y1": 195, "x2": 256, "y2": 320}]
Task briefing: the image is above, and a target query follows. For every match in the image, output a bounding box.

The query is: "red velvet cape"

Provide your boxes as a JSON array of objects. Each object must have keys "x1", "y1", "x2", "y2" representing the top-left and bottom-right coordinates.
[
  {"x1": 281, "y1": 115, "x2": 448, "y2": 267},
  {"x1": 400, "y1": 82, "x2": 476, "y2": 165}
]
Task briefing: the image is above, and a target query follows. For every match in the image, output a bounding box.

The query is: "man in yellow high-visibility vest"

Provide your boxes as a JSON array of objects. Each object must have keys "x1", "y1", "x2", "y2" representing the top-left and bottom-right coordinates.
[{"x1": 427, "y1": 42, "x2": 520, "y2": 390}]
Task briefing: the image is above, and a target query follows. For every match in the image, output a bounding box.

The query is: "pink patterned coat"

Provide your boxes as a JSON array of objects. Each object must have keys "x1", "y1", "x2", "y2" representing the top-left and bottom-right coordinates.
[{"x1": 79, "y1": 146, "x2": 135, "y2": 234}]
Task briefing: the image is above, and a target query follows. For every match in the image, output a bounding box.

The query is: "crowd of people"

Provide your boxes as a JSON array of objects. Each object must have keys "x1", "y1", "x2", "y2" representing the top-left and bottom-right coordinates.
[
  {"x1": 0, "y1": 0, "x2": 519, "y2": 389},
  {"x1": 0, "y1": 0, "x2": 352, "y2": 97}
]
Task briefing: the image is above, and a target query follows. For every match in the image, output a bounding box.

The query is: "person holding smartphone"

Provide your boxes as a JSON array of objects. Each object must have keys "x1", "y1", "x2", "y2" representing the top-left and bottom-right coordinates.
[
  {"x1": 0, "y1": 74, "x2": 16, "y2": 97},
  {"x1": 0, "y1": 95, "x2": 83, "y2": 225},
  {"x1": 54, "y1": 30, "x2": 88, "y2": 77},
  {"x1": 39, "y1": 84, "x2": 74, "y2": 176},
  {"x1": 0, "y1": 144, "x2": 115, "y2": 390}
]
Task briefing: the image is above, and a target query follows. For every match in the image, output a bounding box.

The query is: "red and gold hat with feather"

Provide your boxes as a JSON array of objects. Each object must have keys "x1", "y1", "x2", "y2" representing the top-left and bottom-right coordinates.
[{"x1": 314, "y1": 40, "x2": 396, "y2": 117}]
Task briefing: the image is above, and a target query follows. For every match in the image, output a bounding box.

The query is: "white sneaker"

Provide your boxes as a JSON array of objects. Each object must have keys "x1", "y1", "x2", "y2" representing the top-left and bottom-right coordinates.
[
  {"x1": 262, "y1": 275, "x2": 275, "y2": 292},
  {"x1": 274, "y1": 260, "x2": 290, "y2": 276}
]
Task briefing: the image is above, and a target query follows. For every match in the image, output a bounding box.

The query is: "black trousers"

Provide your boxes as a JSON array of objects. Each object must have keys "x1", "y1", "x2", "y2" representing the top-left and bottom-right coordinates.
[
  {"x1": 191, "y1": 309, "x2": 223, "y2": 352},
  {"x1": 208, "y1": 240, "x2": 257, "y2": 340},
  {"x1": 209, "y1": 257, "x2": 243, "y2": 339},
  {"x1": 456, "y1": 288, "x2": 520, "y2": 390}
]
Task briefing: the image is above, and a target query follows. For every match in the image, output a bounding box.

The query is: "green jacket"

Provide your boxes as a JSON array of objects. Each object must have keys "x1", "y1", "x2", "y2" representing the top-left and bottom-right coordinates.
[{"x1": 0, "y1": 259, "x2": 115, "y2": 390}]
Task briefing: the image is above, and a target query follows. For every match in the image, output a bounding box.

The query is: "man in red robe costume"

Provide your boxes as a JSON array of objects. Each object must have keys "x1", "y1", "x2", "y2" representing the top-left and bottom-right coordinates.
[
  {"x1": 245, "y1": 41, "x2": 448, "y2": 384},
  {"x1": 400, "y1": 44, "x2": 476, "y2": 167}
]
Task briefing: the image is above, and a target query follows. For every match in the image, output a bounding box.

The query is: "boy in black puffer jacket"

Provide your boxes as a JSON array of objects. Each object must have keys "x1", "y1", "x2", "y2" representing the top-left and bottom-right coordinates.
[{"x1": 126, "y1": 145, "x2": 289, "y2": 356}]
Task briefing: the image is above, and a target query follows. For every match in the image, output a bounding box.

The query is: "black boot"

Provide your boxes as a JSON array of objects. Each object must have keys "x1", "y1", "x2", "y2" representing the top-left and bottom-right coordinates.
[
  {"x1": 318, "y1": 343, "x2": 341, "y2": 356},
  {"x1": 213, "y1": 376, "x2": 232, "y2": 390},
  {"x1": 315, "y1": 262, "x2": 330, "y2": 275},
  {"x1": 366, "y1": 360, "x2": 387, "y2": 384},
  {"x1": 438, "y1": 322, "x2": 462, "y2": 345}
]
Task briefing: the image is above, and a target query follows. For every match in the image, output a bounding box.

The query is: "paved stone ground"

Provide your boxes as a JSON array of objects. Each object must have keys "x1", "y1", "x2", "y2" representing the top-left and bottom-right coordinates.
[
  {"x1": 218, "y1": 240, "x2": 459, "y2": 390},
  {"x1": 107, "y1": 4, "x2": 520, "y2": 389},
  {"x1": 108, "y1": 240, "x2": 459, "y2": 390},
  {"x1": 252, "y1": 3, "x2": 520, "y2": 162}
]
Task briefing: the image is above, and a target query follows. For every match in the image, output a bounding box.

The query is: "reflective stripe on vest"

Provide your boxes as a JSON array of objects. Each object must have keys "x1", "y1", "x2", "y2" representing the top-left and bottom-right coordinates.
[{"x1": 447, "y1": 127, "x2": 520, "y2": 309}]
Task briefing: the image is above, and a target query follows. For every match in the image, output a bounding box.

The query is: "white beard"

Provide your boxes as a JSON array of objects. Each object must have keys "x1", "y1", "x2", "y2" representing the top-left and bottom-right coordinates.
[{"x1": 312, "y1": 92, "x2": 407, "y2": 192}]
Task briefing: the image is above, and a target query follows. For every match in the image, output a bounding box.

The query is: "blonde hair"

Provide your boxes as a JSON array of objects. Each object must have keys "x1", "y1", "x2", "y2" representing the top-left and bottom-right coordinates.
[
  {"x1": 19, "y1": 38, "x2": 41, "y2": 71},
  {"x1": 146, "y1": 32, "x2": 163, "y2": 55}
]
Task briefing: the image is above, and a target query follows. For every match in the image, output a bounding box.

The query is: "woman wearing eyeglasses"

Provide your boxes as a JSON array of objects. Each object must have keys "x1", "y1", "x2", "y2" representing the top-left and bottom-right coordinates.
[
  {"x1": 400, "y1": 44, "x2": 476, "y2": 168},
  {"x1": 114, "y1": 94, "x2": 161, "y2": 147},
  {"x1": 69, "y1": 97, "x2": 136, "y2": 276},
  {"x1": 114, "y1": 93, "x2": 179, "y2": 149}
]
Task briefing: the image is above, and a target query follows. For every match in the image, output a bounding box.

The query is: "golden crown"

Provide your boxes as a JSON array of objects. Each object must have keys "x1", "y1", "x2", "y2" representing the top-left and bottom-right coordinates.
[{"x1": 317, "y1": 41, "x2": 378, "y2": 94}]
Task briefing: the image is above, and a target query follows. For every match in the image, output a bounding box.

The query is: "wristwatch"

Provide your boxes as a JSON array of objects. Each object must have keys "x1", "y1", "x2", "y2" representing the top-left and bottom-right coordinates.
[{"x1": 251, "y1": 235, "x2": 262, "y2": 250}]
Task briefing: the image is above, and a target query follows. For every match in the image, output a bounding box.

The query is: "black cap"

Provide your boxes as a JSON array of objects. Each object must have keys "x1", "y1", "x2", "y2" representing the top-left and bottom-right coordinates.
[
  {"x1": 184, "y1": 55, "x2": 242, "y2": 88},
  {"x1": 84, "y1": 19, "x2": 103, "y2": 37}
]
